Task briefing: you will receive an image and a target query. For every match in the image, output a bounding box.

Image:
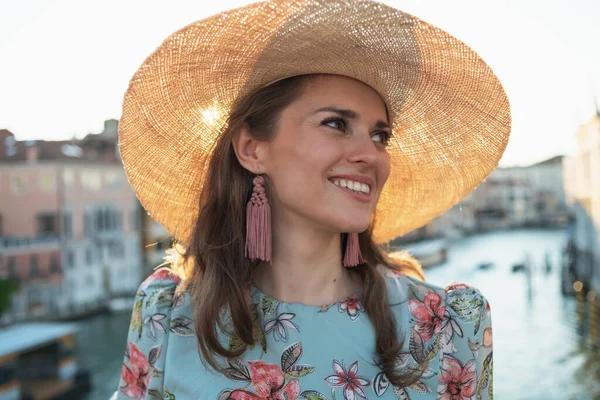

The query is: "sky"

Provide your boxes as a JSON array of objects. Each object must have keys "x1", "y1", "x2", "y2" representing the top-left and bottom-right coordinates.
[{"x1": 1, "y1": 0, "x2": 599, "y2": 167}]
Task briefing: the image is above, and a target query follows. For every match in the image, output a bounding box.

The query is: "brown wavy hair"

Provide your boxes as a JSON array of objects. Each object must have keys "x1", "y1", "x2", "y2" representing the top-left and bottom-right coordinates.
[{"x1": 169, "y1": 74, "x2": 425, "y2": 387}]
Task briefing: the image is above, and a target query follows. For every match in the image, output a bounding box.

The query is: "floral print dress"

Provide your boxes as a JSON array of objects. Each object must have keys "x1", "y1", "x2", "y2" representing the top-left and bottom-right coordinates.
[{"x1": 114, "y1": 265, "x2": 493, "y2": 400}]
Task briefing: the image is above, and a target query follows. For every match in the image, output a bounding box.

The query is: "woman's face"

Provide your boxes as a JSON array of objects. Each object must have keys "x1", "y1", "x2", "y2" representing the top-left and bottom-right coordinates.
[{"x1": 261, "y1": 75, "x2": 391, "y2": 234}]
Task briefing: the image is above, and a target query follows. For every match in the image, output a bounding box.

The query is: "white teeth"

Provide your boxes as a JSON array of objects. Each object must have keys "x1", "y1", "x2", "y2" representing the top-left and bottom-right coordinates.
[{"x1": 331, "y1": 179, "x2": 371, "y2": 194}]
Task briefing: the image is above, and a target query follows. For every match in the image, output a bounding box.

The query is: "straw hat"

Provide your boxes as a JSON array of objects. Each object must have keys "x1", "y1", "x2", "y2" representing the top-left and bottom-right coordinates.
[{"x1": 119, "y1": 0, "x2": 511, "y2": 245}]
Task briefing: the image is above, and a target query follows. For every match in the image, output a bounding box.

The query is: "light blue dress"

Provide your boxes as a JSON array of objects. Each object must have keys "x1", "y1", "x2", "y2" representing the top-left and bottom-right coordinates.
[{"x1": 114, "y1": 266, "x2": 493, "y2": 400}]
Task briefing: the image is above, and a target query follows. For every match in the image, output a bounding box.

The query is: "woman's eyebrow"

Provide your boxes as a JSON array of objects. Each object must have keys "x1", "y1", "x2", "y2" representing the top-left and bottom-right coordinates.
[
  {"x1": 311, "y1": 107, "x2": 358, "y2": 119},
  {"x1": 374, "y1": 120, "x2": 389, "y2": 129},
  {"x1": 311, "y1": 107, "x2": 389, "y2": 129}
]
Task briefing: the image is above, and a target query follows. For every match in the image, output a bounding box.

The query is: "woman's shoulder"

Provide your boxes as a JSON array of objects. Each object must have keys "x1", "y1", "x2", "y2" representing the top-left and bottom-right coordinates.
[
  {"x1": 115, "y1": 268, "x2": 193, "y2": 399},
  {"x1": 378, "y1": 266, "x2": 494, "y2": 400},
  {"x1": 131, "y1": 268, "x2": 187, "y2": 314},
  {"x1": 377, "y1": 264, "x2": 489, "y2": 306},
  {"x1": 378, "y1": 264, "x2": 493, "y2": 386},
  {"x1": 128, "y1": 267, "x2": 193, "y2": 342},
  {"x1": 139, "y1": 267, "x2": 184, "y2": 291}
]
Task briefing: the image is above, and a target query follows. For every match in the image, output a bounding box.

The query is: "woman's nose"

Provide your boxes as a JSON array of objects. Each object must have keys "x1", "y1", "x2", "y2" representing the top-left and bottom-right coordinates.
[{"x1": 347, "y1": 132, "x2": 379, "y2": 166}]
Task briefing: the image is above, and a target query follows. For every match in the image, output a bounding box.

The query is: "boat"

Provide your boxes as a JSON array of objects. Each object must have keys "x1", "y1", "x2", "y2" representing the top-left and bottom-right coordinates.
[
  {"x1": 477, "y1": 262, "x2": 495, "y2": 271},
  {"x1": 512, "y1": 263, "x2": 526, "y2": 273},
  {"x1": 391, "y1": 238, "x2": 449, "y2": 268},
  {"x1": 0, "y1": 323, "x2": 91, "y2": 400}
]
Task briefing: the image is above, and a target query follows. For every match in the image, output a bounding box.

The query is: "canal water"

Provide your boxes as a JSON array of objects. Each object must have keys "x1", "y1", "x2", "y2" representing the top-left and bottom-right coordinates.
[{"x1": 78, "y1": 229, "x2": 596, "y2": 400}]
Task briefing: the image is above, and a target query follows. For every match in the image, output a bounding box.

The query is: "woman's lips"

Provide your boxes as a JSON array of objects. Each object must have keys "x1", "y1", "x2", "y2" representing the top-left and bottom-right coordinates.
[{"x1": 329, "y1": 180, "x2": 372, "y2": 203}]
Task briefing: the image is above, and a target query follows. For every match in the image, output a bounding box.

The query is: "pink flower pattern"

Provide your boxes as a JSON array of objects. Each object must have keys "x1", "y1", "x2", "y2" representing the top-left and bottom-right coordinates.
[
  {"x1": 229, "y1": 361, "x2": 300, "y2": 400},
  {"x1": 325, "y1": 360, "x2": 370, "y2": 400},
  {"x1": 438, "y1": 355, "x2": 477, "y2": 400},
  {"x1": 121, "y1": 342, "x2": 152, "y2": 399},
  {"x1": 338, "y1": 295, "x2": 364, "y2": 321},
  {"x1": 409, "y1": 292, "x2": 447, "y2": 341}
]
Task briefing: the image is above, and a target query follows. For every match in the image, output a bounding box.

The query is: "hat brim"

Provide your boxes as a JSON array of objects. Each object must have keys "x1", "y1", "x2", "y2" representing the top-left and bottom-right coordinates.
[{"x1": 119, "y1": 0, "x2": 511, "y2": 244}]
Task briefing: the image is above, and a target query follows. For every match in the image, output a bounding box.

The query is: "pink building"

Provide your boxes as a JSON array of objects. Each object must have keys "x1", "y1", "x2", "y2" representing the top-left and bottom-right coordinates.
[{"x1": 0, "y1": 122, "x2": 143, "y2": 322}]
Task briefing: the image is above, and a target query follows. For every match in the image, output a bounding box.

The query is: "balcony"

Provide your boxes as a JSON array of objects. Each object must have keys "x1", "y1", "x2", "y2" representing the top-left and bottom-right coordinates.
[
  {"x1": 1, "y1": 235, "x2": 60, "y2": 250},
  {"x1": 90, "y1": 229, "x2": 123, "y2": 241}
]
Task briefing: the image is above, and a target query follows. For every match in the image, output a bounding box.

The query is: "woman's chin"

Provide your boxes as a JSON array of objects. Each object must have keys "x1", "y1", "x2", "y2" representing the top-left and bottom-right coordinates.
[
  {"x1": 312, "y1": 211, "x2": 372, "y2": 235},
  {"x1": 334, "y1": 220, "x2": 371, "y2": 234}
]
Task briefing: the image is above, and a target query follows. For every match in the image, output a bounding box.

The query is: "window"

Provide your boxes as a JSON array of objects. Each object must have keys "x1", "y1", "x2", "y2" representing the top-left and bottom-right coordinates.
[
  {"x1": 110, "y1": 209, "x2": 122, "y2": 231},
  {"x1": 105, "y1": 209, "x2": 113, "y2": 231},
  {"x1": 80, "y1": 170, "x2": 101, "y2": 192},
  {"x1": 50, "y1": 255, "x2": 61, "y2": 274},
  {"x1": 85, "y1": 247, "x2": 94, "y2": 265},
  {"x1": 67, "y1": 251, "x2": 75, "y2": 269},
  {"x1": 39, "y1": 172, "x2": 56, "y2": 193},
  {"x1": 90, "y1": 208, "x2": 123, "y2": 232},
  {"x1": 110, "y1": 209, "x2": 117, "y2": 231},
  {"x1": 11, "y1": 174, "x2": 27, "y2": 194},
  {"x1": 63, "y1": 213, "x2": 72, "y2": 239},
  {"x1": 84, "y1": 213, "x2": 93, "y2": 237},
  {"x1": 95, "y1": 210, "x2": 104, "y2": 232},
  {"x1": 30, "y1": 255, "x2": 40, "y2": 278},
  {"x1": 37, "y1": 213, "x2": 57, "y2": 236}
]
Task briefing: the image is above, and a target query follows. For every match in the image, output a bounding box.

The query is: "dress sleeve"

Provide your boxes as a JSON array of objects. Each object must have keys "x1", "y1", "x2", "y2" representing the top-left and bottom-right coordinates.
[
  {"x1": 439, "y1": 283, "x2": 493, "y2": 400},
  {"x1": 113, "y1": 268, "x2": 182, "y2": 400}
]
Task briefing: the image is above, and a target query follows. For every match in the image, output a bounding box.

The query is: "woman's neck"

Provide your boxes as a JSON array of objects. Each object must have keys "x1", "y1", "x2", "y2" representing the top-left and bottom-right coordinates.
[{"x1": 252, "y1": 216, "x2": 361, "y2": 307}]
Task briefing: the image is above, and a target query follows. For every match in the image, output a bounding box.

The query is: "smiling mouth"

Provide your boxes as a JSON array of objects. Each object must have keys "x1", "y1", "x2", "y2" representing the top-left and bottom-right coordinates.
[{"x1": 330, "y1": 179, "x2": 371, "y2": 195}]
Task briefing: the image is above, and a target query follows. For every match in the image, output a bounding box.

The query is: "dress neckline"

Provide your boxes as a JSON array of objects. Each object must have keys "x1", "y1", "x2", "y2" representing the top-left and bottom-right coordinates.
[{"x1": 249, "y1": 284, "x2": 363, "y2": 313}]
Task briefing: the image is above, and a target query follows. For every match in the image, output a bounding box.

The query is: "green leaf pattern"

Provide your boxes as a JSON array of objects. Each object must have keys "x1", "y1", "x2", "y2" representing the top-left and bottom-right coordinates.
[{"x1": 260, "y1": 295, "x2": 279, "y2": 316}]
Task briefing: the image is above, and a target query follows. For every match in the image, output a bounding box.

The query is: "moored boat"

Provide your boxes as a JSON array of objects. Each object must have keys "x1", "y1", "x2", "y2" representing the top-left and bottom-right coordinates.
[
  {"x1": 0, "y1": 323, "x2": 91, "y2": 400},
  {"x1": 390, "y1": 238, "x2": 449, "y2": 269}
]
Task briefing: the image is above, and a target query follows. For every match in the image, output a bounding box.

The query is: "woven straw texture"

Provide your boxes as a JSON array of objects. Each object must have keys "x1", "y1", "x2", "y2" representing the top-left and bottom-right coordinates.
[{"x1": 119, "y1": 0, "x2": 511, "y2": 245}]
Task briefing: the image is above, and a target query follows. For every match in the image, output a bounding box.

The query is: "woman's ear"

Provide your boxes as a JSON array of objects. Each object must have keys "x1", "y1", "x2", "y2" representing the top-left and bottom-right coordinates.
[{"x1": 231, "y1": 124, "x2": 264, "y2": 174}]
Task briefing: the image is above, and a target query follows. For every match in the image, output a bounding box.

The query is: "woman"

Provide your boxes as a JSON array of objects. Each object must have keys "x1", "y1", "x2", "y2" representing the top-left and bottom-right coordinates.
[{"x1": 114, "y1": 1, "x2": 509, "y2": 399}]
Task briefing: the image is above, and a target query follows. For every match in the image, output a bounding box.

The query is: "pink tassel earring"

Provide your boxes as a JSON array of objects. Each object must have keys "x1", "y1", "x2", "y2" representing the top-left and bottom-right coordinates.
[
  {"x1": 245, "y1": 175, "x2": 272, "y2": 262},
  {"x1": 343, "y1": 232, "x2": 365, "y2": 267}
]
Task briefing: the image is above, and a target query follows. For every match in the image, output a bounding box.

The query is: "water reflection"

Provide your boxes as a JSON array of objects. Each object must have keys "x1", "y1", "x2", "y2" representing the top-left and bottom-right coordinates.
[
  {"x1": 78, "y1": 229, "x2": 596, "y2": 399},
  {"x1": 77, "y1": 310, "x2": 130, "y2": 400}
]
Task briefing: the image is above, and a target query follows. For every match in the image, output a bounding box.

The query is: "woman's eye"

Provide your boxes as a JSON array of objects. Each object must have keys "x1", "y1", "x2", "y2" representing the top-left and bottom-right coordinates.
[
  {"x1": 323, "y1": 118, "x2": 346, "y2": 131},
  {"x1": 372, "y1": 131, "x2": 391, "y2": 145}
]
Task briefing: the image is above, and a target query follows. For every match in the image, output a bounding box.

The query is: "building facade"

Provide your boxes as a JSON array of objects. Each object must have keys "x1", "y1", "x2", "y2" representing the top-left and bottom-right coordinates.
[
  {"x1": 0, "y1": 122, "x2": 144, "y2": 322},
  {"x1": 565, "y1": 112, "x2": 600, "y2": 292},
  {"x1": 398, "y1": 155, "x2": 569, "y2": 243}
]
